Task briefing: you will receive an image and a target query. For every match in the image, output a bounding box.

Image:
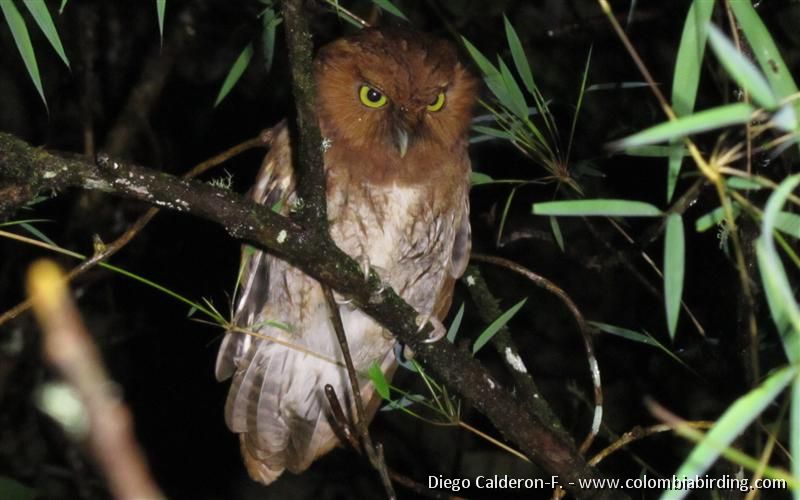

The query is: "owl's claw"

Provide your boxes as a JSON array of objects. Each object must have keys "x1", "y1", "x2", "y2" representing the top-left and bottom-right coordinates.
[
  {"x1": 393, "y1": 342, "x2": 415, "y2": 362},
  {"x1": 416, "y1": 314, "x2": 446, "y2": 344}
]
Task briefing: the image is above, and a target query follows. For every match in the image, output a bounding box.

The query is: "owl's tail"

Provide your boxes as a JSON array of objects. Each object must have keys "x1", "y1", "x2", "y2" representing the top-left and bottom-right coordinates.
[{"x1": 239, "y1": 434, "x2": 286, "y2": 484}]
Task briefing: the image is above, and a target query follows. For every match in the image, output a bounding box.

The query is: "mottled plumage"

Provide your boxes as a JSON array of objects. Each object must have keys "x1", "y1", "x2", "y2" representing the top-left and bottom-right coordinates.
[{"x1": 215, "y1": 28, "x2": 477, "y2": 484}]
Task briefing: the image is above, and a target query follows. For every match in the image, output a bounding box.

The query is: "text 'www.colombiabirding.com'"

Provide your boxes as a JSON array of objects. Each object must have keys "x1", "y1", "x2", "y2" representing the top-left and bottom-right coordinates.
[{"x1": 428, "y1": 474, "x2": 788, "y2": 493}]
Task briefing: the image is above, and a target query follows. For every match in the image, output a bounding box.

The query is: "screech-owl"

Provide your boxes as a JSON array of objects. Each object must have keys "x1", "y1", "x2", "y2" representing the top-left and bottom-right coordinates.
[{"x1": 215, "y1": 28, "x2": 477, "y2": 484}]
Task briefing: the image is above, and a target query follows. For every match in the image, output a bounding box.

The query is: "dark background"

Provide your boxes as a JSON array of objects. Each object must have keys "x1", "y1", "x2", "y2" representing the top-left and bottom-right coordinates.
[{"x1": 1, "y1": 1, "x2": 798, "y2": 498}]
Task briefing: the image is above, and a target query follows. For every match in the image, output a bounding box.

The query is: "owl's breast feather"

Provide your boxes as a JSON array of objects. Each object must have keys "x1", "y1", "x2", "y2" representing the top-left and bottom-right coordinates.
[{"x1": 327, "y1": 181, "x2": 462, "y2": 312}]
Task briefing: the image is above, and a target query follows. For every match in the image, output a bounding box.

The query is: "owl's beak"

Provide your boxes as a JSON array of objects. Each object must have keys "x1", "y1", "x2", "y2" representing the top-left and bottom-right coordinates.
[{"x1": 393, "y1": 127, "x2": 410, "y2": 158}]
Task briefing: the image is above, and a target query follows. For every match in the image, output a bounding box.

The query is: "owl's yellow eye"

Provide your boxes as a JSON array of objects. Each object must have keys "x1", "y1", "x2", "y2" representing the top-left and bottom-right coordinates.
[
  {"x1": 359, "y1": 85, "x2": 387, "y2": 108},
  {"x1": 427, "y1": 91, "x2": 446, "y2": 112}
]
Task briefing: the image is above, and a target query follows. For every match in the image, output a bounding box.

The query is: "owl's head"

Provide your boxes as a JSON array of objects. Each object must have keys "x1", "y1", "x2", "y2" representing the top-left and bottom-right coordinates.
[{"x1": 314, "y1": 28, "x2": 477, "y2": 160}]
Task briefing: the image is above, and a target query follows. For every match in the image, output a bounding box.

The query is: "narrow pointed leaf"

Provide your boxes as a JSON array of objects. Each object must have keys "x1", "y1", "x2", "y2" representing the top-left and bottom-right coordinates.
[
  {"x1": 549, "y1": 216, "x2": 565, "y2": 251},
  {"x1": 756, "y1": 174, "x2": 800, "y2": 363},
  {"x1": 23, "y1": 0, "x2": 70, "y2": 68},
  {"x1": 368, "y1": 362, "x2": 390, "y2": 399},
  {"x1": 707, "y1": 24, "x2": 778, "y2": 109},
  {"x1": 472, "y1": 298, "x2": 527, "y2": 354},
  {"x1": 214, "y1": 44, "x2": 253, "y2": 107},
  {"x1": 503, "y1": 15, "x2": 536, "y2": 96},
  {"x1": 533, "y1": 199, "x2": 662, "y2": 217},
  {"x1": 446, "y1": 303, "x2": 465, "y2": 343},
  {"x1": 590, "y1": 321, "x2": 688, "y2": 368},
  {"x1": 369, "y1": 0, "x2": 408, "y2": 21},
  {"x1": 1, "y1": 0, "x2": 47, "y2": 108},
  {"x1": 260, "y1": 6, "x2": 281, "y2": 74},
  {"x1": 662, "y1": 365, "x2": 797, "y2": 500},
  {"x1": 668, "y1": 0, "x2": 714, "y2": 201},
  {"x1": 729, "y1": 2, "x2": 799, "y2": 115},
  {"x1": 497, "y1": 57, "x2": 528, "y2": 120},
  {"x1": 775, "y1": 212, "x2": 800, "y2": 239},
  {"x1": 614, "y1": 103, "x2": 754, "y2": 149},
  {"x1": 695, "y1": 204, "x2": 741, "y2": 233},
  {"x1": 156, "y1": 0, "x2": 166, "y2": 40},
  {"x1": 664, "y1": 214, "x2": 685, "y2": 339}
]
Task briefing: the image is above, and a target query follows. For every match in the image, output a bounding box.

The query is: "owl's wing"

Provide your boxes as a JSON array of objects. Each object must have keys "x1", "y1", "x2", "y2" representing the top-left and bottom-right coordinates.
[
  {"x1": 449, "y1": 187, "x2": 471, "y2": 279},
  {"x1": 215, "y1": 121, "x2": 295, "y2": 381}
]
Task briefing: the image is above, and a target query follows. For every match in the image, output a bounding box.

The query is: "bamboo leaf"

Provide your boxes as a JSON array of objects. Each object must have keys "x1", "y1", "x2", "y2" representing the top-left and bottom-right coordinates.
[
  {"x1": 1, "y1": 0, "x2": 47, "y2": 109},
  {"x1": 23, "y1": 0, "x2": 70, "y2": 68},
  {"x1": 214, "y1": 43, "x2": 254, "y2": 107},
  {"x1": 533, "y1": 199, "x2": 662, "y2": 217},
  {"x1": 472, "y1": 298, "x2": 527, "y2": 354},
  {"x1": 503, "y1": 15, "x2": 535, "y2": 96},
  {"x1": 668, "y1": 0, "x2": 714, "y2": 201},
  {"x1": 613, "y1": 103, "x2": 754, "y2": 149},
  {"x1": 664, "y1": 214, "x2": 685, "y2": 339},
  {"x1": 446, "y1": 303, "x2": 465, "y2": 343},
  {"x1": 156, "y1": 0, "x2": 166, "y2": 41},
  {"x1": 707, "y1": 23, "x2": 778, "y2": 110},
  {"x1": 756, "y1": 174, "x2": 800, "y2": 363},
  {"x1": 368, "y1": 362, "x2": 390, "y2": 399},
  {"x1": 662, "y1": 365, "x2": 797, "y2": 500},
  {"x1": 369, "y1": 0, "x2": 408, "y2": 21}
]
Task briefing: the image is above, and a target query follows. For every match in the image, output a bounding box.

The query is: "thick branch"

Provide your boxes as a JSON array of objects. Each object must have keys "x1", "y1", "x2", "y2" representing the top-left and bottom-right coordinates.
[
  {"x1": 0, "y1": 133, "x2": 621, "y2": 499},
  {"x1": 280, "y1": 0, "x2": 328, "y2": 230}
]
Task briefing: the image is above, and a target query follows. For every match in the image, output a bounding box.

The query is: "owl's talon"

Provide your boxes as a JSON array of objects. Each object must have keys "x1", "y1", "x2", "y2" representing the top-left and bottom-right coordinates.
[
  {"x1": 393, "y1": 342, "x2": 415, "y2": 363},
  {"x1": 416, "y1": 314, "x2": 446, "y2": 344}
]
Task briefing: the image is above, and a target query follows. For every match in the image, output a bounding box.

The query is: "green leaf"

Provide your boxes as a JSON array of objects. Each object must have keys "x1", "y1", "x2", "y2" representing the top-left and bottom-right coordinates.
[
  {"x1": 706, "y1": 23, "x2": 778, "y2": 110},
  {"x1": 1, "y1": 0, "x2": 47, "y2": 109},
  {"x1": 503, "y1": 15, "x2": 536, "y2": 96},
  {"x1": 497, "y1": 57, "x2": 529, "y2": 120},
  {"x1": 470, "y1": 171, "x2": 494, "y2": 185},
  {"x1": 156, "y1": 0, "x2": 166, "y2": 41},
  {"x1": 214, "y1": 43, "x2": 254, "y2": 107},
  {"x1": 260, "y1": 6, "x2": 281, "y2": 74},
  {"x1": 472, "y1": 298, "x2": 527, "y2": 354},
  {"x1": 661, "y1": 365, "x2": 797, "y2": 500},
  {"x1": 20, "y1": 222, "x2": 56, "y2": 246},
  {"x1": 726, "y1": 177, "x2": 763, "y2": 191},
  {"x1": 775, "y1": 212, "x2": 800, "y2": 239},
  {"x1": 664, "y1": 214, "x2": 685, "y2": 339},
  {"x1": 533, "y1": 199, "x2": 662, "y2": 217},
  {"x1": 668, "y1": 0, "x2": 714, "y2": 201},
  {"x1": 446, "y1": 303, "x2": 465, "y2": 343},
  {"x1": 624, "y1": 145, "x2": 690, "y2": 158},
  {"x1": 756, "y1": 174, "x2": 800, "y2": 363},
  {"x1": 22, "y1": 0, "x2": 70, "y2": 68},
  {"x1": 471, "y1": 125, "x2": 513, "y2": 141},
  {"x1": 695, "y1": 204, "x2": 741, "y2": 233},
  {"x1": 369, "y1": 0, "x2": 408, "y2": 21},
  {"x1": 368, "y1": 362, "x2": 390, "y2": 399},
  {"x1": 729, "y1": 2, "x2": 800, "y2": 117},
  {"x1": 549, "y1": 216, "x2": 565, "y2": 252},
  {"x1": 614, "y1": 103, "x2": 754, "y2": 149},
  {"x1": 589, "y1": 321, "x2": 688, "y2": 368},
  {"x1": 462, "y1": 37, "x2": 514, "y2": 112},
  {"x1": 59, "y1": 0, "x2": 68, "y2": 14}
]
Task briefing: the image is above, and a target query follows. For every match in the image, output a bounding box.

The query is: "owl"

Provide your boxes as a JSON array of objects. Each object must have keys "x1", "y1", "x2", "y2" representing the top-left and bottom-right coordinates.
[{"x1": 215, "y1": 28, "x2": 477, "y2": 484}]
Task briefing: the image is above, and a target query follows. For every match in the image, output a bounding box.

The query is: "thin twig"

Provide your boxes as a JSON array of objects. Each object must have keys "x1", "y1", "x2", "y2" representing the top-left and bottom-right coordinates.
[
  {"x1": 471, "y1": 253, "x2": 602, "y2": 455},
  {"x1": 321, "y1": 286, "x2": 396, "y2": 499},
  {"x1": 324, "y1": 385, "x2": 460, "y2": 500},
  {"x1": 588, "y1": 422, "x2": 713, "y2": 467},
  {"x1": 27, "y1": 260, "x2": 164, "y2": 499}
]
